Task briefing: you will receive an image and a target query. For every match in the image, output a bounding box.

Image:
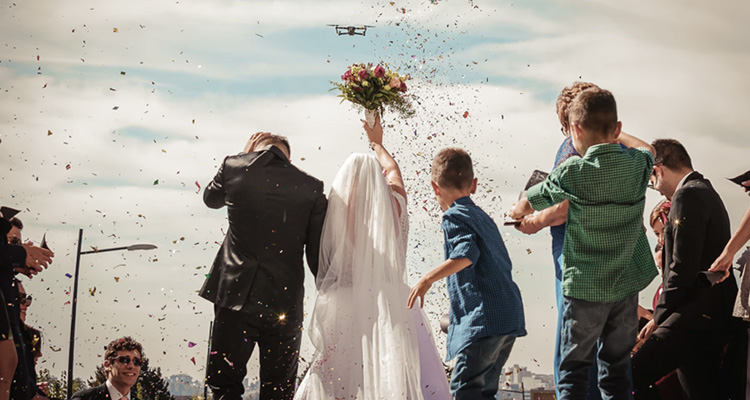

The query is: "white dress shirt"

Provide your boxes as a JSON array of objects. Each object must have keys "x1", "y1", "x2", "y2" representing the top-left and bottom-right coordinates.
[{"x1": 106, "y1": 380, "x2": 130, "y2": 400}]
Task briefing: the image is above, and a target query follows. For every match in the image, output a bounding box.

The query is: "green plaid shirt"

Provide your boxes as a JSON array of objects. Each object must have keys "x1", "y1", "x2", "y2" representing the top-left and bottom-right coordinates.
[{"x1": 527, "y1": 143, "x2": 657, "y2": 302}]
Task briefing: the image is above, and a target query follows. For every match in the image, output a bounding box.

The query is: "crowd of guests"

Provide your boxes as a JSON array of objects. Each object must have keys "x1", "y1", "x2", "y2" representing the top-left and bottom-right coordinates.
[
  {"x1": 510, "y1": 82, "x2": 750, "y2": 399},
  {"x1": 1, "y1": 212, "x2": 146, "y2": 400},
  {"x1": 0, "y1": 213, "x2": 54, "y2": 400}
]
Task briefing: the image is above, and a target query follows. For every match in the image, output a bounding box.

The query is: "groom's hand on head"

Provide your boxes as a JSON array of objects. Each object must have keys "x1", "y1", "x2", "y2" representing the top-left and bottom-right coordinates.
[{"x1": 243, "y1": 132, "x2": 271, "y2": 153}]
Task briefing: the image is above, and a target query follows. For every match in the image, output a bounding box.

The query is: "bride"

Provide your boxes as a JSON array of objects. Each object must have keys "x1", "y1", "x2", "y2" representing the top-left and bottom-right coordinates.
[{"x1": 294, "y1": 115, "x2": 450, "y2": 399}]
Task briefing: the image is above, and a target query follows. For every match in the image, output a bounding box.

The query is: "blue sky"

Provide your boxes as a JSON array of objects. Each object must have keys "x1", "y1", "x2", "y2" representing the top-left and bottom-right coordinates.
[{"x1": 2, "y1": 0, "x2": 750, "y2": 388}]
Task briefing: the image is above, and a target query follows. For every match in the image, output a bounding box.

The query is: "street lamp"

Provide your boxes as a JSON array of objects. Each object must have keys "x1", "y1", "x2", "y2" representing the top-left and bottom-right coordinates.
[{"x1": 67, "y1": 228, "x2": 157, "y2": 396}]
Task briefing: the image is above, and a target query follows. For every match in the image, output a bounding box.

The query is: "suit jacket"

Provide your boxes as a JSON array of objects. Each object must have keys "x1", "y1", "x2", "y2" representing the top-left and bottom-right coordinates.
[
  {"x1": 69, "y1": 383, "x2": 135, "y2": 400},
  {"x1": 199, "y1": 145, "x2": 327, "y2": 331},
  {"x1": 653, "y1": 171, "x2": 738, "y2": 330}
]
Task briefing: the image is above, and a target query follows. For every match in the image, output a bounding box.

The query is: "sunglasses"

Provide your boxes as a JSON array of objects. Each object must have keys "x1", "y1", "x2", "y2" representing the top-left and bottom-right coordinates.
[
  {"x1": 19, "y1": 293, "x2": 32, "y2": 306},
  {"x1": 114, "y1": 355, "x2": 143, "y2": 367}
]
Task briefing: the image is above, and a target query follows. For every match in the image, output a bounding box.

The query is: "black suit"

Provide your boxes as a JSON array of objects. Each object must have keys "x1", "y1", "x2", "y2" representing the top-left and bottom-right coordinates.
[
  {"x1": 200, "y1": 145, "x2": 327, "y2": 400},
  {"x1": 69, "y1": 383, "x2": 135, "y2": 400},
  {"x1": 633, "y1": 172, "x2": 738, "y2": 399}
]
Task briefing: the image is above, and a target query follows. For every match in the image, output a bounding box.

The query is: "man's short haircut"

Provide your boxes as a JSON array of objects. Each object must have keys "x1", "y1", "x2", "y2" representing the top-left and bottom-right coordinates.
[
  {"x1": 651, "y1": 138, "x2": 693, "y2": 171},
  {"x1": 556, "y1": 81, "x2": 600, "y2": 129},
  {"x1": 9, "y1": 217, "x2": 23, "y2": 230},
  {"x1": 258, "y1": 134, "x2": 291, "y2": 157},
  {"x1": 432, "y1": 148, "x2": 474, "y2": 191},
  {"x1": 23, "y1": 325, "x2": 43, "y2": 360},
  {"x1": 104, "y1": 336, "x2": 144, "y2": 362},
  {"x1": 568, "y1": 88, "x2": 618, "y2": 137}
]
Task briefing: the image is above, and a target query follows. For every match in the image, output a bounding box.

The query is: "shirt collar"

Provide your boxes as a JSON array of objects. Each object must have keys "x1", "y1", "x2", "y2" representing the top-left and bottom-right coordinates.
[
  {"x1": 106, "y1": 379, "x2": 130, "y2": 400},
  {"x1": 676, "y1": 171, "x2": 692, "y2": 190},
  {"x1": 582, "y1": 142, "x2": 622, "y2": 158},
  {"x1": 451, "y1": 196, "x2": 474, "y2": 208}
]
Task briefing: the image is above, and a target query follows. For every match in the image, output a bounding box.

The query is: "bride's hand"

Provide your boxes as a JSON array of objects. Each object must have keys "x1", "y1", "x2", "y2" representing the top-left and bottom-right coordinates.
[
  {"x1": 407, "y1": 278, "x2": 432, "y2": 309},
  {"x1": 362, "y1": 114, "x2": 383, "y2": 146}
]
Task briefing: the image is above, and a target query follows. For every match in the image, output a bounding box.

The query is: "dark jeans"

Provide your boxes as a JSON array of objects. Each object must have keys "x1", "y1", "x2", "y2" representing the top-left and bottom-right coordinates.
[
  {"x1": 554, "y1": 264, "x2": 603, "y2": 400},
  {"x1": 206, "y1": 306, "x2": 302, "y2": 400},
  {"x1": 558, "y1": 294, "x2": 637, "y2": 400},
  {"x1": 450, "y1": 335, "x2": 516, "y2": 400},
  {"x1": 632, "y1": 325, "x2": 729, "y2": 400}
]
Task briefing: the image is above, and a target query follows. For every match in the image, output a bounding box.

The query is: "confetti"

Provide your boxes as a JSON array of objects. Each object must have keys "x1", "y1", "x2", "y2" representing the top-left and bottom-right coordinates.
[
  {"x1": 190, "y1": 357, "x2": 196, "y2": 365},
  {"x1": 153, "y1": 179, "x2": 159, "y2": 185},
  {"x1": 462, "y1": 111, "x2": 469, "y2": 118},
  {"x1": 113, "y1": 27, "x2": 118, "y2": 33},
  {"x1": 65, "y1": 273, "x2": 72, "y2": 278},
  {"x1": 188, "y1": 341, "x2": 196, "y2": 348},
  {"x1": 195, "y1": 181, "x2": 201, "y2": 193}
]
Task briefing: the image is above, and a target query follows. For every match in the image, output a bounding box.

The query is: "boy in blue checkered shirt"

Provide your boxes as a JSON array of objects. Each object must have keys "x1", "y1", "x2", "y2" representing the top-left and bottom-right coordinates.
[{"x1": 408, "y1": 147, "x2": 526, "y2": 400}]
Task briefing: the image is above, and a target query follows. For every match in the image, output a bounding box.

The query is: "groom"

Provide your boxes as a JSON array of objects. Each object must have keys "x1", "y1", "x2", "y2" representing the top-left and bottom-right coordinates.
[{"x1": 201, "y1": 132, "x2": 327, "y2": 400}]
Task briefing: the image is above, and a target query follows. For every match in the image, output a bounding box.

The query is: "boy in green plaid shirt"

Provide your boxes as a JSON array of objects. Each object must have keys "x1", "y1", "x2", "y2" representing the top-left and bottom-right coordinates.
[{"x1": 511, "y1": 87, "x2": 657, "y2": 400}]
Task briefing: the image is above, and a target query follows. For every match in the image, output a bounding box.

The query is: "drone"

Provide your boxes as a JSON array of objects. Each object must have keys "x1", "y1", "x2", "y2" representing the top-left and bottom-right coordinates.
[{"x1": 328, "y1": 25, "x2": 374, "y2": 36}]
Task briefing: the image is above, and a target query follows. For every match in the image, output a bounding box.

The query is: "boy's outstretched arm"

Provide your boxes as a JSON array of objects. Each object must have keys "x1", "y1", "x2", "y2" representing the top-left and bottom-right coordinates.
[
  {"x1": 618, "y1": 131, "x2": 655, "y2": 157},
  {"x1": 407, "y1": 258, "x2": 473, "y2": 309}
]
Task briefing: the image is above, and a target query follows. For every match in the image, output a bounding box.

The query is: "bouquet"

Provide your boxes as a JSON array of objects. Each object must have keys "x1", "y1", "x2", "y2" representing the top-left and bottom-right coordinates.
[{"x1": 332, "y1": 63, "x2": 413, "y2": 126}]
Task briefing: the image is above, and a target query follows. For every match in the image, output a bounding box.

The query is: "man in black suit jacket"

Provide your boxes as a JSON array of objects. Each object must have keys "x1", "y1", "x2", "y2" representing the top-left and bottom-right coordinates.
[
  {"x1": 69, "y1": 336, "x2": 143, "y2": 400},
  {"x1": 632, "y1": 139, "x2": 738, "y2": 399},
  {"x1": 201, "y1": 133, "x2": 327, "y2": 400}
]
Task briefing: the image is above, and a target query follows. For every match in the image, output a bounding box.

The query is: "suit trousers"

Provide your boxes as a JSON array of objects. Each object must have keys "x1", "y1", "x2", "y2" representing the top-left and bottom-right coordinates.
[
  {"x1": 631, "y1": 325, "x2": 728, "y2": 400},
  {"x1": 206, "y1": 305, "x2": 302, "y2": 400}
]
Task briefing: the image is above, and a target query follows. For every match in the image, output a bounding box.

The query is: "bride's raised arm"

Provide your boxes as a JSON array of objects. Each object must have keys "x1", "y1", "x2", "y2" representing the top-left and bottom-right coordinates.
[{"x1": 362, "y1": 114, "x2": 407, "y2": 204}]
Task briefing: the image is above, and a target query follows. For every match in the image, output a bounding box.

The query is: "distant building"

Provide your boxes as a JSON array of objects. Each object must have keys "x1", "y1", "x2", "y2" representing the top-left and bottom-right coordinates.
[
  {"x1": 498, "y1": 364, "x2": 555, "y2": 400},
  {"x1": 529, "y1": 388, "x2": 556, "y2": 400}
]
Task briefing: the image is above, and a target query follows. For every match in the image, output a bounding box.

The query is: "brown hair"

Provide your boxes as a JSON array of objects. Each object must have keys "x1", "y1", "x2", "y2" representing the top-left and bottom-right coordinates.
[
  {"x1": 431, "y1": 148, "x2": 474, "y2": 190},
  {"x1": 556, "y1": 81, "x2": 600, "y2": 131},
  {"x1": 23, "y1": 325, "x2": 43, "y2": 361},
  {"x1": 104, "y1": 336, "x2": 144, "y2": 362},
  {"x1": 649, "y1": 199, "x2": 671, "y2": 228},
  {"x1": 651, "y1": 138, "x2": 693, "y2": 170},
  {"x1": 568, "y1": 88, "x2": 618, "y2": 137},
  {"x1": 258, "y1": 134, "x2": 291, "y2": 157}
]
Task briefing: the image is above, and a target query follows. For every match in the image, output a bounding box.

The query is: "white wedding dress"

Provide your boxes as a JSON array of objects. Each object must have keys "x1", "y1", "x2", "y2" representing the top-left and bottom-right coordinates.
[{"x1": 295, "y1": 154, "x2": 451, "y2": 400}]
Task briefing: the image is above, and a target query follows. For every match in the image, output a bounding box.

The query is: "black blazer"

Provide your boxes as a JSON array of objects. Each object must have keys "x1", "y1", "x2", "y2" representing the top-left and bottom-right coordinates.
[
  {"x1": 69, "y1": 383, "x2": 136, "y2": 400},
  {"x1": 199, "y1": 145, "x2": 327, "y2": 331},
  {"x1": 653, "y1": 171, "x2": 738, "y2": 330}
]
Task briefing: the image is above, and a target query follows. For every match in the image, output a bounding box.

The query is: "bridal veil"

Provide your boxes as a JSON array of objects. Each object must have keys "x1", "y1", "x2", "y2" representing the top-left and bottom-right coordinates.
[{"x1": 297, "y1": 153, "x2": 424, "y2": 399}]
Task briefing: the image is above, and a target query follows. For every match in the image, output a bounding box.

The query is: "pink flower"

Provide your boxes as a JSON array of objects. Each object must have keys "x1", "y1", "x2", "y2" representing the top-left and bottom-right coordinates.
[
  {"x1": 358, "y1": 69, "x2": 369, "y2": 79},
  {"x1": 389, "y1": 77, "x2": 401, "y2": 89},
  {"x1": 374, "y1": 65, "x2": 385, "y2": 78},
  {"x1": 341, "y1": 69, "x2": 352, "y2": 81}
]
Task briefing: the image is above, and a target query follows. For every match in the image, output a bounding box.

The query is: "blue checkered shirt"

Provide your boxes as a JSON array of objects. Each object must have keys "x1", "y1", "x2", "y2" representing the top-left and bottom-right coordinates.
[{"x1": 442, "y1": 197, "x2": 527, "y2": 360}]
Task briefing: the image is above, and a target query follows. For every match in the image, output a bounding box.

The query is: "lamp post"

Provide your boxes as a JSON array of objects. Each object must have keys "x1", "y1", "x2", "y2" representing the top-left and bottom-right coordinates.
[
  {"x1": 67, "y1": 228, "x2": 157, "y2": 397},
  {"x1": 204, "y1": 320, "x2": 213, "y2": 400}
]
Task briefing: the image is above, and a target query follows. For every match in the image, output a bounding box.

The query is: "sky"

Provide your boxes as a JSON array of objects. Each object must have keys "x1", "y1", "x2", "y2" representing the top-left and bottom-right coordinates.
[{"x1": 2, "y1": 0, "x2": 749, "y2": 388}]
